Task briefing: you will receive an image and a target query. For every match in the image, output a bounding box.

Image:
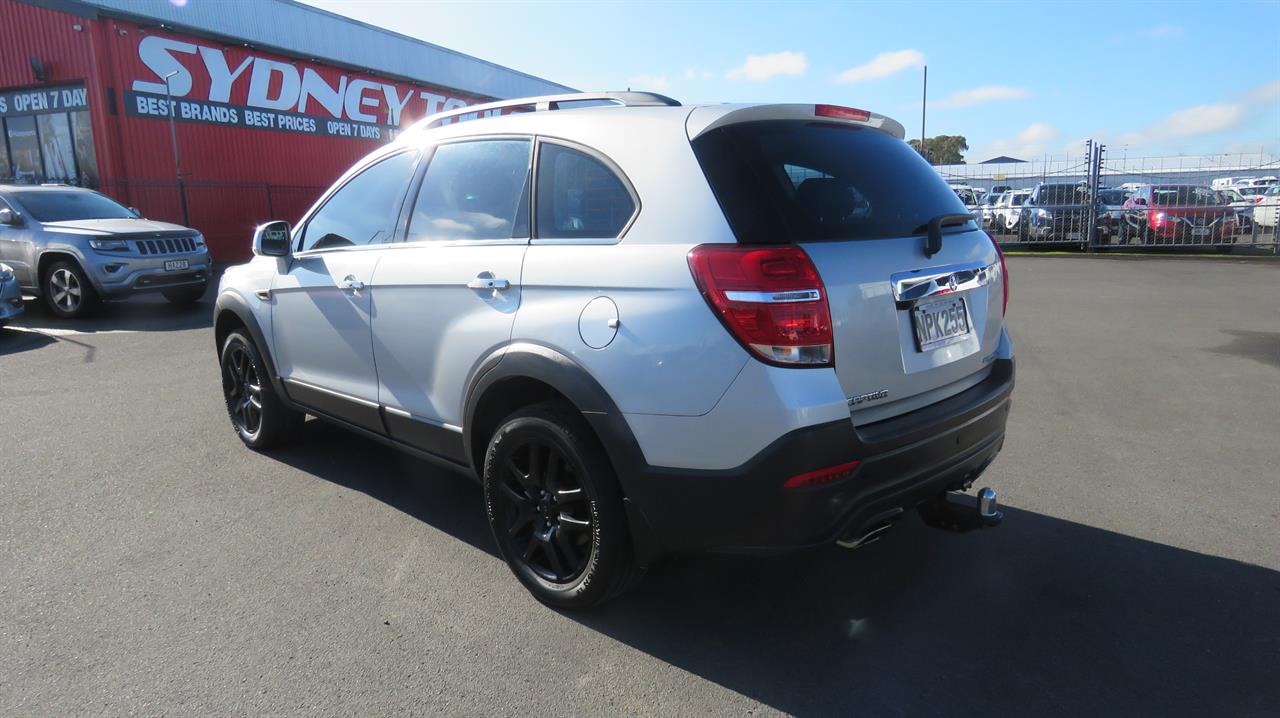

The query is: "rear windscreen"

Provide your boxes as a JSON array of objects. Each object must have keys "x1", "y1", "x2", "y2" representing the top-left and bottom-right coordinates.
[{"x1": 692, "y1": 121, "x2": 971, "y2": 243}]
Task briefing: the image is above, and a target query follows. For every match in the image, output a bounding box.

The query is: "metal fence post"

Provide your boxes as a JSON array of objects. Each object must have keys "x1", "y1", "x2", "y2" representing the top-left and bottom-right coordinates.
[
  {"x1": 1084, "y1": 140, "x2": 1098, "y2": 251},
  {"x1": 177, "y1": 177, "x2": 190, "y2": 227}
]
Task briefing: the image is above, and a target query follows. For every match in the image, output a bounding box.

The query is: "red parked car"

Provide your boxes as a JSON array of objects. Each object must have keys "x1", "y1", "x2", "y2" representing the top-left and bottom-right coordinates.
[{"x1": 1120, "y1": 184, "x2": 1236, "y2": 246}]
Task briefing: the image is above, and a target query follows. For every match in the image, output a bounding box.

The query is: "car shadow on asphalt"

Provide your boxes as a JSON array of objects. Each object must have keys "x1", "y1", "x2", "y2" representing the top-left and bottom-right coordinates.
[
  {"x1": 266, "y1": 420, "x2": 1280, "y2": 717},
  {"x1": 0, "y1": 325, "x2": 57, "y2": 355},
  {"x1": 9, "y1": 294, "x2": 213, "y2": 335}
]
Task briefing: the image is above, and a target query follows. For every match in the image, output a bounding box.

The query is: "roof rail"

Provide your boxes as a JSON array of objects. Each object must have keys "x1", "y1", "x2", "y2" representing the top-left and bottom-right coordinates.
[{"x1": 416, "y1": 91, "x2": 681, "y2": 130}]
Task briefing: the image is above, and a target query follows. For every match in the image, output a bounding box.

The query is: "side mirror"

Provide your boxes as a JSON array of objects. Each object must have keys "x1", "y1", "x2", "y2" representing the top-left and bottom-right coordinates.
[
  {"x1": 253, "y1": 220, "x2": 292, "y2": 257},
  {"x1": 0, "y1": 208, "x2": 21, "y2": 227},
  {"x1": 128, "y1": 207, "x2": 143, "y2": 218}
]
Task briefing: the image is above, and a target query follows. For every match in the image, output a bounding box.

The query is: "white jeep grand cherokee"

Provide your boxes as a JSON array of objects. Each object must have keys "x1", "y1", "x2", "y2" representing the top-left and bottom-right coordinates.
[{"x1": 214, "y1": 93, "x2": 1015, "y2": 608}]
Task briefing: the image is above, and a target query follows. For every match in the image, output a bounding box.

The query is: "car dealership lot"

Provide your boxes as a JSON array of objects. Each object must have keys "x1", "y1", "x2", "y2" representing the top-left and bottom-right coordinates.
[{"x1": 2, "y1": 256, "x2": 1277, "y2": 716}]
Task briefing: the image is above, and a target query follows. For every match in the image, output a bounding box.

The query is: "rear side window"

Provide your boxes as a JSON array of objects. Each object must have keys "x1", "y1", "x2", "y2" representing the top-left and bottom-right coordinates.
[
  {"x1": 301, "y1": 151, "x2": 418, "y2": 251},
  {"x1": 536, "y1": 143, "x2": 635, "y2": 239},
  {"x1": 407, "y1": 139, "x2": 532, "y2": 243},
  {"x1": 692, "y1": 121, "x2": 970, "y2": 243}
]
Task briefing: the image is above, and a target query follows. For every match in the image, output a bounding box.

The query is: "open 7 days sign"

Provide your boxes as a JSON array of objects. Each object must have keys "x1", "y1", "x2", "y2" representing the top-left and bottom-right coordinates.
[
  {"x1": 0, "y1": 85, "x2": 89, "y2": 118},
  {"x1": 123, "y1": 35, "x2": 497, "y2": 140}
]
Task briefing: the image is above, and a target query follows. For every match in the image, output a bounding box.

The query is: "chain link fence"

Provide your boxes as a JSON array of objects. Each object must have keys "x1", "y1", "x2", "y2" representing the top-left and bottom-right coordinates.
[{"x1": 938, "y1": 149, "x2": 1278, "y2": 253}]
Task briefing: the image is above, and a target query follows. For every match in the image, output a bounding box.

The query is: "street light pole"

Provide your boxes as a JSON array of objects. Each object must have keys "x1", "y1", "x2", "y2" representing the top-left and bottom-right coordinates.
[
  {"x1": 920, "y1": 65, "x2": 928, "y2": 163},
  {"x1": 163, "y1": 70, "x2": 189, "y2": 226}
]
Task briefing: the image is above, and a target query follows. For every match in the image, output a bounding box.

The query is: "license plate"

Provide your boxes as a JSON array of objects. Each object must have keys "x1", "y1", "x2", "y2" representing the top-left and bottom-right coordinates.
[
  {"x1": 1065, "y1": 232, "x2": 1081, "y2": 240},
  {"x1": 912, "y1": 297, "x2": 971, "y2": 352},
  {"x1": 164, "y1": 259, "x2": 189, "y2": 271},
  {"x1": 1191, "y1": 227, "x2": 1210, "y2": 236}
]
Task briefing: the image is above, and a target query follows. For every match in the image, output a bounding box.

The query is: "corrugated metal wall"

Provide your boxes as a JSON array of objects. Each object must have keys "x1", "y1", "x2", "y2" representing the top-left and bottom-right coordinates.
[{"x1": 0, "y1": 1, "x2": 94, "y2": 88}]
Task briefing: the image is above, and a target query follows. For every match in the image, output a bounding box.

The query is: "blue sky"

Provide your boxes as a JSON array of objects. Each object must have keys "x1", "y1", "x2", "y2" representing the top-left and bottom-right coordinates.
[{"x1": 299, "y1": 0, "x2": 1279, "y2": 162}]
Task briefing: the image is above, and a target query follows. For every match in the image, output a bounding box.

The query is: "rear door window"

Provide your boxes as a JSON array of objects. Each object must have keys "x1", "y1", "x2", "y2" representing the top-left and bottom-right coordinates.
[
  {"x1": 536, "y1": 143, "x2": 636, "y2": 239},
  {"x1": 406, "y1": 139, "x2": 532, "y2": 243},
  {"x1": 692, "y1": 121, "x2": 970, "y2": 243}
]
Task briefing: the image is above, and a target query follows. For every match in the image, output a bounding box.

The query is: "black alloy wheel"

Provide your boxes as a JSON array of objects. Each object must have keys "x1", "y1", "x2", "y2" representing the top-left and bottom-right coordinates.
[
  {"x1": 218, "y1": 330, "x2": 302, "y2": 449},
  {"x1": 483, "y1": 402, "x2": 640, "y2": 608},
  {"x1": 497, "y1": 439, "x2": 595, "y2": 583},
  {"x1": 222, "y1": 340, "x2": 264, "y2": 439}
]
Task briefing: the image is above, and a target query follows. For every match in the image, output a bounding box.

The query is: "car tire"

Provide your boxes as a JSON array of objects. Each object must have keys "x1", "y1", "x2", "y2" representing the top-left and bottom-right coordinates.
[
  {"x1": 162, "y1": 285, "x2": 206, "y2": 304},
  {"x1": 41, "y1": 259, "x2": 98, "y2": 318},
  {"x1": 483, "y1": 401, "x2": 640, "y2": 609},
  {"x1": 220, "y1": 330, "x2": 303, "y2": 449}
]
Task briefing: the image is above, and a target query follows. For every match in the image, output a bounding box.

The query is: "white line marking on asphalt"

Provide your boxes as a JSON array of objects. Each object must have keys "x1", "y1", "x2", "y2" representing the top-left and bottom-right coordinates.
[{"x1": 9, "y1": 326, "x2": 141, "y2": 337}]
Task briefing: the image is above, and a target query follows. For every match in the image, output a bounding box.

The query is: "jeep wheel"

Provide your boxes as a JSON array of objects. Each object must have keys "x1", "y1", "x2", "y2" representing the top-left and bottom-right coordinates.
[
  {"x1": 483, "y1": 402, "x2": 639, "y2": 609},
  {"x1": 220, "y1": 330, "x2": 302, "y2": 449},
  {"x1": 42, "y1": 260, "x2": 98, "y2": 318}
]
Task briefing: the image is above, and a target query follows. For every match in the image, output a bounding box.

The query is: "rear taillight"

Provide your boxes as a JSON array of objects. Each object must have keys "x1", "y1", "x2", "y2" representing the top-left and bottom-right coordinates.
[
  {"x1": 984, "y1": 230, "x2": 1008, "y2": 315},
  {"x1": 688, "y1": 244, "x2": 834, "y2": 367}
]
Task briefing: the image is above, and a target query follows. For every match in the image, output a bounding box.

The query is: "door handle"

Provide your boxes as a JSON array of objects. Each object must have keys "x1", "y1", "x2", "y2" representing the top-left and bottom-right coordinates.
[
  {"x1": 340, "y1": 275, "x2": 365, "y2": 292},
  {"x1": 467, "y1": 276, "x2": 510, "y2": 291}
]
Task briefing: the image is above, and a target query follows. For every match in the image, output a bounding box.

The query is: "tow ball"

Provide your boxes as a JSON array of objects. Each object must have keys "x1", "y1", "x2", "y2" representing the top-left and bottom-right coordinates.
[{"x1": 919, "y1": 486, "x2": 1004, "y2": 533}]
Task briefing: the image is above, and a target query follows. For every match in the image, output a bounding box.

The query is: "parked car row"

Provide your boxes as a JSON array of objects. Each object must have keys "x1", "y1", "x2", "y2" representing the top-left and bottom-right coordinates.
[{"x1": 971, "y1": 179, "x2": 1277, "y2": 246}]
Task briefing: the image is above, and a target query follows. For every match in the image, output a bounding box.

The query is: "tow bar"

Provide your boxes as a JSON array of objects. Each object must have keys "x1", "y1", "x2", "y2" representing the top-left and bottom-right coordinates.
[{"x1": 918, "y1": 486, "x2": 1004, "y2": 533}]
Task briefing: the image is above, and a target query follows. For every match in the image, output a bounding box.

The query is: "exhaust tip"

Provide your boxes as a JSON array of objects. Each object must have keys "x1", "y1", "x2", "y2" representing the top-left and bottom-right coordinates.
[{"x1": 836, "y1": 517, "x2": 899, "y2": 549}]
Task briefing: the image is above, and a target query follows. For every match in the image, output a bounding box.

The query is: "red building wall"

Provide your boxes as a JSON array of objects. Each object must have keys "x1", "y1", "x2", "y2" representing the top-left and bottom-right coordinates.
[{"x1": 1, "y1": 0, "x2": 492, "y2": 259}]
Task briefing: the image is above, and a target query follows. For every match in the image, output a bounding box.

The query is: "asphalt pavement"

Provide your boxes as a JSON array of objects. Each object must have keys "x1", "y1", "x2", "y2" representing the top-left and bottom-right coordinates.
[{"x1": 1, "y1": 256, "x2": 1277, "y2": 716}]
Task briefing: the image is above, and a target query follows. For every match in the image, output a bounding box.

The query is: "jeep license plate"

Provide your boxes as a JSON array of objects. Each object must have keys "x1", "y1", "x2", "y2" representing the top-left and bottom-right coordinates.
[
  {"x1": 912, "y1": 297, "x2": 970, "y2": 352},
  {"x1": 1191, "y1": 227, "x2": 1210, "y2": 237},
  {"x1": 164, "y1": 259, "x2": 189, "y2": 271},
  {"x1": 1065, "y1": 232, "x2": 1081, "y2": 241}
]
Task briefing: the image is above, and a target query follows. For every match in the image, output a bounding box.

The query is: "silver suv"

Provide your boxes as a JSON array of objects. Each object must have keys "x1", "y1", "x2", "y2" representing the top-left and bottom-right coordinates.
[
  {"x1": 0, "y1": 185, "x2": 211, "y2": 318},
  {"x1": 213, "y1": 93, "x2": 1015, "y2": 608}
]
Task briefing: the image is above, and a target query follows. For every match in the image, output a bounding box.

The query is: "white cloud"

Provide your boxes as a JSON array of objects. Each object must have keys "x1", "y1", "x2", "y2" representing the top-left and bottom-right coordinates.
[
  {"x1": 1122, "y1": 103, "x2": 1246, "y2": 144},
  {"x1": 973, "y1": 122, "x2": 1061, "y2": 162},
  {"x1": 1148, "y1": 23, "x2": 1185, "y2": 39},
  {"x1": 684, "y1": 67, "x2": 696, "y2": 81},
  {"x1": 1016, "y1": 122, "x2": 1060, "y2": 145},
  {"x1": 836, "y1": 49, "x2": 924, "y2": 84},
  {"x1": 933, "y1": 85, "x2": 1032, "y2": 109},
  {"x1": 1245, "y1": 80, "x2": 1280, "y2": 105},
  {"x1": 628, "y1": 74, "x2": 669, "y2": 91},
  {"x1": 726, "y1": 51, "x2": 807, "y2": 81}
]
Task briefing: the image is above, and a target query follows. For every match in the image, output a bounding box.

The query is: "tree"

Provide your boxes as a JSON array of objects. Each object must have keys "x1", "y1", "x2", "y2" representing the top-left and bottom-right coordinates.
[{"x1": 908, "y1": 135, "x2": 969, "y2": 165}]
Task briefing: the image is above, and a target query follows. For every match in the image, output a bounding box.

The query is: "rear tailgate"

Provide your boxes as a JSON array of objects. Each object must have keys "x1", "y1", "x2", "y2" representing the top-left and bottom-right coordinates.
[
  {"x1": 802, "y1": 231, "x2": 1002, "y2": 423},
  {"x1": 689, "y1": 107, "x2": 1006, "y2": 423}
]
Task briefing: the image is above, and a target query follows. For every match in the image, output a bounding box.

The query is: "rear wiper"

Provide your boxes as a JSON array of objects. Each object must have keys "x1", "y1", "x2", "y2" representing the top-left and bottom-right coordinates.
[{"x1": 911, "y1": 213, "x2": 973, "y2": 258}]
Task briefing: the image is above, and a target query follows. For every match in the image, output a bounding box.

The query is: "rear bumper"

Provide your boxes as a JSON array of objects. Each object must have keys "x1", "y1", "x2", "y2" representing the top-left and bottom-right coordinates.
[{"x1": 621, "y1": 358, "x2": 1014, "y2": 554}]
